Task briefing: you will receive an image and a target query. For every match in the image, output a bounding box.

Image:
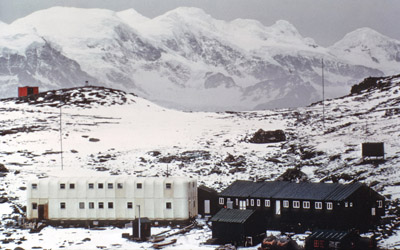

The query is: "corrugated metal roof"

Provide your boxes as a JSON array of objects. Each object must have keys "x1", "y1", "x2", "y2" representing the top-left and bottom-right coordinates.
[
  {"x1": 308, "y1": 230, "x2": 351, "y2": 241},
  {"x1": 324, "y1": 182, "x2": 364, "y2": 201},
  {"x1": 271, "y1": 182, "x2": 342, "y2": 200},
  {"x1": 221, "y1": 181, "x2": 367, "y2": 202},
  {"x1": 211, "y1": 208, "x2": 255, "y2": 224},
  {"x1": 251, "y1": 181, "x2": 290, "y2": 198},
  {"x1": 219, "y1": 180, "x2": 264, "y2": 198}
]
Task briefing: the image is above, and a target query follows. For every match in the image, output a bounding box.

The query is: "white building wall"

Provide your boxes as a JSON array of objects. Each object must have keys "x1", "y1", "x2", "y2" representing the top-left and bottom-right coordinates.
[{"x1": 27, "y1": 176, "x2": 197, "y2": 221}]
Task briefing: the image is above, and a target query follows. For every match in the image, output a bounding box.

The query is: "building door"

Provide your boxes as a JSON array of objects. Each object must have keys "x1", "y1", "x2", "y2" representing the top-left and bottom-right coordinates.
[
  {"x1": 204, "y1": 200, "x2": 210, "y2": 214},
  {"x1": 38, "y1": 205, "x2": 45, "y2": 220},
  {"x1": 239, "y1": 200, "x2": 246, "y2": 210},
  {"x1": 275, "y1": 200, "x2": 281, "y2": 215}
]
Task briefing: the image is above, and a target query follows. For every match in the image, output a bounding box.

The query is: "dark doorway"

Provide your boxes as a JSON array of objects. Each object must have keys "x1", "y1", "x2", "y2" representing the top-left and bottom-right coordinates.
[{"x1": 38, "y1": 205, "x2": 45, "y2": 220}]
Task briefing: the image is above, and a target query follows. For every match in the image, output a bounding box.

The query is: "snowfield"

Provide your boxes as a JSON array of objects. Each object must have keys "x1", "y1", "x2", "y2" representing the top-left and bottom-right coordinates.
[{"x1": 0, "y1": 75, "x2": 400, "y2": 249}]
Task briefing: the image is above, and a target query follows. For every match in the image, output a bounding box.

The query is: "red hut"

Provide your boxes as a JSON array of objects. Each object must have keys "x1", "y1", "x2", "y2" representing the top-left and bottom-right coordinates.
[{"x1": 18, "y1": 86, "x2": 39, "y2": 97}]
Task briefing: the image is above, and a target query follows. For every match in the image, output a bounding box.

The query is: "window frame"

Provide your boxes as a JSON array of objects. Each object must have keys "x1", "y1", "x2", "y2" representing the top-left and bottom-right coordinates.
[
  {"x1": 117, "y1": 183, "x2": 123, "y2": 189},
  {"x1": 166, "y1": 202, "x2": 172, "y2": 209},
  {"x1": 293, "y1": 201, "x2": 300, "y2": 208},
  {"x1": 32, "y1": 202, "x2": 38, "y2": 210},
  {"x1": 257, "y1": 199, "x2": 261, "y2": 207},
  {"x1": 303, "y1": 201, "x2": 310, "y2": 209},
  {"x1": 79, "y1": 202, "x2": 85, "y2": 209},
  {"x1": 107, "y1": 183, "x2": 113, "y2": 189},
  {"x1": 89, "y1": 202, "x2": 95, "y2": 209},
  {"x1": 283, "y1": 200, "x2": 289, "y2": 208},
  {"x1": 127, "y1": 202, "x2": 133, "y2": 209},
  {"x1": 31, "y1": 183, "x2": 38, "y2": 189},
  {"x1": 108, "y1": 202, "x2": 114, "y2": 209},
  {"x1": 98, "y1": 202, "x2": 104, "y2": 209},
  {"x1": 60, "y1": 183, "x2": 66, "y2": 189},
  {"x1": 60, "y1": 202, "x2": 66, "y2": 209},
  {"x1": 88, "y1": 183, "x2": 94, "y2": 189},
  {"x1": 166, "y1": 183, "x2": 172, "y2": 189},
  {"x1": 315, "y1": 201, "x2": 323, "y2": 210},
  {"x1": 250, "y1": 199, "x2": 255, "y2": 206},
  {"x1": 219, "y1": 197, "x2": 224, "y2": 205},
  {"x1": 98, "y1": 183, "x2": 104, "y2": 189},
  {"x1": 69, "y1": 183, "x2": 75, "y2": 189},
  {"x1": 326, "y1": 202, "x2": 333, "y2": 210},
  {"x1": 265, "y1": 199, "x2": 271, "y2": 207},
  {"x1": 137, "y1": 183, "x2": 142, "y2": 189}
]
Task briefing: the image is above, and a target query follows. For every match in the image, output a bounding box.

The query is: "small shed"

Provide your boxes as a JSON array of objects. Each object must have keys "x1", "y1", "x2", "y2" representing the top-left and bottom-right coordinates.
[
  {"x1": 18, "y1": 86, "x2": 39, "y2": 97},
  {"x1": 305, "y1": 230, "x2": 376, "y2": 250},
  {"x1": 198, "y1": 185, "x2": 219, "y2": 217},
  {"x1": 211, "y1": 208, "x2": 264, "y2": 246},
  {"x1": 362, "y1": 142, "x2": 384, "y2": 161},
  {"x1": 132, "y1": 217, "x2": 151, "y2": 241}
]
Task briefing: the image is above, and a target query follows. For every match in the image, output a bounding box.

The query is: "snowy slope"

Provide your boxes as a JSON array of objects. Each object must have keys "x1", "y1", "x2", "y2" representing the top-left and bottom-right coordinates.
[
  {"x1": 330, "y1": 28, "x2": 400, "y2": 75},
  {"x1": 0, "y1": 75, "x2": 400, "y2": 248},
  {"x1": 0, "y1": 7, "x2": 394, "y2": 111}
]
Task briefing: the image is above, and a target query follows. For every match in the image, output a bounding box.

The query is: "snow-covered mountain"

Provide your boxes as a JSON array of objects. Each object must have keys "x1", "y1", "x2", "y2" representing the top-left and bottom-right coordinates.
[
  {"x1": 0, "y1": 74, "x2": 400, "y2": 248},
  {"x1": 0, "y1": 7, "x2": 398, "y2": 111}
]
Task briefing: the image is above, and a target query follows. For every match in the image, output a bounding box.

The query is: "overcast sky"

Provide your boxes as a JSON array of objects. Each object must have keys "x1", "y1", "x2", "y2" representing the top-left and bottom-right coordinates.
[{"x1": 0, "y1": 0, "x2": 399, "y2": 46}]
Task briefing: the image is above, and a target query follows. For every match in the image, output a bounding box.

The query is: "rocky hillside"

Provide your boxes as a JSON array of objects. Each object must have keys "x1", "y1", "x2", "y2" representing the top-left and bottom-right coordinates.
[{"x1": 0, "y1": 74, "x2": 399, "y2": 248}]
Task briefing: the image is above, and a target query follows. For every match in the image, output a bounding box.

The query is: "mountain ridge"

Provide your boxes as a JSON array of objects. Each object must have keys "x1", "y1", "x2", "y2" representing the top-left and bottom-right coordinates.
[{"x1": 1, "y1": 6, "x2": 398, "y2": 111}]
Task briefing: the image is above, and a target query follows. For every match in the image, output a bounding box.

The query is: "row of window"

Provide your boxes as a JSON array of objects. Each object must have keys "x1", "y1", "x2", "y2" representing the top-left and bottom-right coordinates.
[
  {"x1": 220, "y1": 198, "x2": 335, "y2": 210},
  {"x1": 31, "y1": 202, "x2": 173, "y2": 210},
  {"x1": 31, "y1": 183, "x2": 173, "y2": 190}
]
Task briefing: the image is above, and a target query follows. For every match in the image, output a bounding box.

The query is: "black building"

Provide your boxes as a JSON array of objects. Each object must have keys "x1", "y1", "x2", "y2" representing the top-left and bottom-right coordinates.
[
  {"x1": 305, "y1": 230, "x2": 376, "y2": 250},
  {"x1": 218, "y1": 181, "x2": 384, "y2": 232},
  {"x1": 211, "y1": 208, "x2": 264, "y2": 246},
  {"x1": 198, "y1": 185, "x2": 219, "y2": 217}
]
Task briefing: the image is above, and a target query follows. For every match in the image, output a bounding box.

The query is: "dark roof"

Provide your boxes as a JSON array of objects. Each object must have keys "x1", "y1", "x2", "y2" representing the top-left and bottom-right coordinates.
[
  {"x1": 211, "y1": 208, "x2": 256, "y2": 223},
  {"x1": 307, "y1": 230, "x2": 355, "y2": 241},
  {"x1": 219, "y1": 180, "x2": 264, "y2": 198},
  {"x1": 198, "y1": 185, "x2": 218, "y2": 194},
  {"x1": 221, "y1": 181, "x2": 371, "y2": 202},
  {"x1": 251, "y1": 181, "x2": 290, "y2": 198}
]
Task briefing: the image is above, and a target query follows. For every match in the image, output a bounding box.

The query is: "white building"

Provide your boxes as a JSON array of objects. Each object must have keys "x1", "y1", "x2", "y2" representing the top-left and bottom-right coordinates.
[{"x1": 27, "y1": 176, "x2": 197, "y2": 223}]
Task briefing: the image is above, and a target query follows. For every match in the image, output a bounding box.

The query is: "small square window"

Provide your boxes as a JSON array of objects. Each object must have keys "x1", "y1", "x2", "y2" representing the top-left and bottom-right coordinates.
[
  {"x1": 98, "y1": 202, "x2": 104, "y2": 209},
  {"x1": 60, "y1": 202, "x2": 66, "y2": 209},
  {"x1": 88, "y1": 183, "x2": 94, "y2": 189},
  {"x1": 60, "y1": 183, "x2": 66, "y2": 189},
  {"x1": 31, "y1": 183, "x2": 38, "y2": 189},
  {"x1": 79, "y1": 202, "x2": 85, "y2": 209},
  {"x1": 378, "y1": 200, "x2": 383, "y2": 208},
  {"x1": 219, "y1": 197, "x2": 224, "y2": 205},
  {"x1": 349, "y1": 202, "x2": 353, "y2": 207},
  {"x1": 127, "y1": 202, "x2": 133, "y2": 209},
  {"x1": 98, "y1": 183, "x2": 104, "y2": 189},
  {"x1": 108, "y1": 202, "x2": 114, "y2": 209},
  {"x1": 293, "y1": 201, "x2": 300, "y2": 208},
  {"x1": 166, "y1": 202, "x2": 172, "y2": 209},
  {"x1": 283, "y1": 200, "x2": 289, "y2": 208},
  {"x1": 326, "y1": 202, "x2": 333, "y2": 210},
  {"x1": 257, "y1": 199, "x2": 261, "y2": 207},
  {"x1": 166, "y1": 183, "x2": 172, "y2": 189},
  {"x1": 303, "y1": 201, "x2": 310, "y2": 209},
  {"x1": 89, "y1": 202, "x2": 94, "y2": 209},
  {"x1": 108, "y1": 183, "x2": 113, "y2": 189},
  {"x1": 32, "y1": 203, "x2": 38, "y2": 210},
  {"x1": 69, "y1": 183, "x2": 75, "y2": 189},
  {"x1": 315, "y1": 202, "x2": 323, "y2": 209},
  {"x1": 137, "y1": 183, "x2": 142, "y2": 189},
  {"x1": 265, "y1": 199, "x2": 271, "y2": 207},
  {"x1": 117, "y1": 183, "x2": 123, "y2": 189}
]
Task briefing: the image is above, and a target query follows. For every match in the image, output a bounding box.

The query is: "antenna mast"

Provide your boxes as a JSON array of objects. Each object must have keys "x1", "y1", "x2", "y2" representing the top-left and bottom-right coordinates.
[
  {"x1": 60, "y1": 96, "x2": 64, "y2": 170},
  {"x1": 322, "y1": 58, "x2": 325, "y2": 129}
]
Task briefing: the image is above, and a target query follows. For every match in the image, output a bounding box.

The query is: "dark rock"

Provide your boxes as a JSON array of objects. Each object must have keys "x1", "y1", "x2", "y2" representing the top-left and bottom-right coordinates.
[
  {"x1": 249, "y1": 129, "x2": 286, "y2": 143},
  {"x1": 89, "y1": 138, "x2": 100, "y2": 142},
  {"x1": 276, "y1": 168, "x2": 308, "y2": 182},
  {"x1": 148, "y1": 151, "x2": 161, "y2": 157},
  {"x1": 0, "y1": 163, "x2": 9, "y2": 173}
]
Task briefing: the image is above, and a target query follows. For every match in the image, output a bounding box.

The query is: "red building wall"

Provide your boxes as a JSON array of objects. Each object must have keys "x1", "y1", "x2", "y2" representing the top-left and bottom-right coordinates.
[{"x1": 18, "y1": 86, "x2": 39, "y2": 97}]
